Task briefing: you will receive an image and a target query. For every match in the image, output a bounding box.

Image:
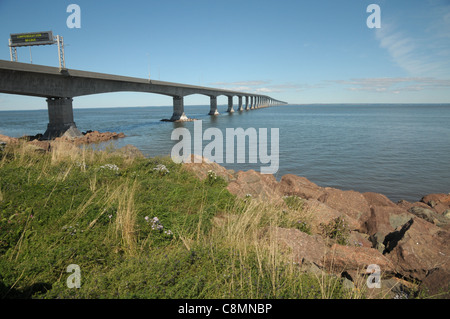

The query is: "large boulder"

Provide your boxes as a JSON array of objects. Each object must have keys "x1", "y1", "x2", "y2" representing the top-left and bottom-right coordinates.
[
  {"x1": 227, "y1": 170, "x2": 283, "y2": 203},
  {"x1": 363, "y1": 192, "x2": 397, "y2": 208},
  {"x1": 408, "y1": 206, "x2": 450, "y2": 228},
  {"x1": 278, "y1": 174, "x2": 326, "y2": 200},
  {"x1": 363, "y1": 206, "x2": 414, "y2": 252},
  {"x1": 55, "y1": 130, "x2": 125, "y2": 145},
  {"x1": 382, "y1": 217, "x2": 450, "y2": 296},
  {"x1": 323, "y1": 244, "x2": 396, "y2": 277},
  {"x1": 273, "y1": 227, "x2": 395, "y2": 287},
  {"x1": 302, "y1": 198, "x2": 361, "y2": 234},
  {"x1": 273, "y1": 227, "x2": 327, "y2": 268},
  {"x1": 0, "y1": 134, "x2": 19, "y2": 145},
  {"x1": 421, "y1": 193, "x2": 450, "y2": 215},
  {"x1": 397, "y1": 199, "x2": 432, "y2": 212},
  {"x1": 316, "y1": 188, "x2": 371, "y2": 232}
]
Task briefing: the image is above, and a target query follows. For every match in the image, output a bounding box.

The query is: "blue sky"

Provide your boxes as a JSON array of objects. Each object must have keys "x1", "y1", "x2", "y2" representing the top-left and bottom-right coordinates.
[{"x1": 0, "y1": 0, "x2": 449, "y2": 110}]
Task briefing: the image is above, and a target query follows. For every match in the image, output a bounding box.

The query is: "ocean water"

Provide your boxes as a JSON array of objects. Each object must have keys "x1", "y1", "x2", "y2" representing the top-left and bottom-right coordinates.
[{"x1": 1, "y1": 104, "x2": 449, "y2": 203}]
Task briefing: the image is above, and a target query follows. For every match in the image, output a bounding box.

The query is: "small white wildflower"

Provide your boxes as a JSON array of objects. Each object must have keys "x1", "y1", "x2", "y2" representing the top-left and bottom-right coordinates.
[
  {"x1": 207, "y1": 170, "x2": 217, "y2": 179},
  {"x1": 153, "y1": 164, "x2": 169, "y2": 175},
  {"x1": 75, "y1": 161, "x2": 87, "y2": 170},
  {"x1": 100, "y1": 164, "x2": 119, "y2": 171},
  {"x1": 148, "y1": 216, "x2": 165, "y2": 232}
]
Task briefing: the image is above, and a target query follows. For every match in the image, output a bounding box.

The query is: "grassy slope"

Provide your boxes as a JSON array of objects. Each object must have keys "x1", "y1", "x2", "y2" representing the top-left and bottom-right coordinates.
[{"x1": 0, "y1": 141, "x2": 351, "y2": 299}]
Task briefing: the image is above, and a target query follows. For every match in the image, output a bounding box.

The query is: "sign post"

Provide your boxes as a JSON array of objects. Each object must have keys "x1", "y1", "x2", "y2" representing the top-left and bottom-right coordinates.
[{"x1": 8, "y1": 31, "x2": 66, "y2": 70}]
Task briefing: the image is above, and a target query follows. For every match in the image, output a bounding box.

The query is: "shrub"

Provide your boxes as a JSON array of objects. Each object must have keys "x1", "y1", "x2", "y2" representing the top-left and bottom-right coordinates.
[{"x1": 319, "y1": 216, "x2": 350, "y2": 245}]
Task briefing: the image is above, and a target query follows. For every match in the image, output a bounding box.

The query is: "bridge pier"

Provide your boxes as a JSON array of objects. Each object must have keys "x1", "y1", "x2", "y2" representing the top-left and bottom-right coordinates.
[
  {"x1": 170, "y1": 96, "x2": 188, "y2": 121},
  {"x1": 226, "y1": 96, "x2": 234, "y2": 113},
  {"x1": 238, "y1": 96, "x2": 243, "y2": 111},
  {"x1": 43, "y1": 97, "x2": 82, "y2": 139},
  {"x1": 245, "y1": 96, "x2": 249, "y2": 110},
  {"x1": 208, "y1": 96, "x2": 219, "y2": 115}
]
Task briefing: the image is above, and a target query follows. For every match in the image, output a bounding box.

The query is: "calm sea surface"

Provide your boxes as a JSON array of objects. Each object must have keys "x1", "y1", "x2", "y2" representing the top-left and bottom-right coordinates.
[{"x1": 1, "y1": 104, "x2": 449, "y2": 202}]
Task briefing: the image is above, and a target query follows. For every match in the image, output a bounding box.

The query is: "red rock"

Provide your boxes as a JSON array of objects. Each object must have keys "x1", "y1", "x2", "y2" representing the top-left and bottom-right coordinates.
[
  {"x1": 273, "y1": 227, "x2": 327, "y2": 268},
  {"x1": 273, "y1": 227, "x2": 395, "y2": 280},
  {"x1": 317, "y1": 188, "x2": 371, "y2": 231},
  {"x1": 324, "y1": 244, "x2": 396, "y2": 276},
  {"x1": 383, "y1": 217, "x2": 450, "y2": 295},
  {"x1": 348, "y1": 231, "x2": 373, "y2": 248},
  {"x1": 0, "y1": 134, "x2": 19, "y2": 144},
  {"x1": 227, "y1": 170, "x2": 283, "y2": 202},
  {"x1": 302, "y1": 199, "x2": 361, "y2": 233},
  {"x1": 363, "y1": 192, "x2": 397, "y2": 208},
  {"x1": 421, "y1": 193, "x2": 450, "y2": 215},
  {"x1": 279, "y1": 174, "x2": 325, "y2": 200},
  {"x1": 408, "y1": 206, "x2": 450, "y2": 227},
  {"x1": 421, "y1": 193, "x2": 450, "y2": 205},
  {"x1": 55, "y1": 131, "x2": 126, "y2": 145},
  {"x1": 397, "y1": 199, "x2": 433, "y2": 212},
  {"x1": 363, "y1": 206, "x2": 413, "y2": 238}
]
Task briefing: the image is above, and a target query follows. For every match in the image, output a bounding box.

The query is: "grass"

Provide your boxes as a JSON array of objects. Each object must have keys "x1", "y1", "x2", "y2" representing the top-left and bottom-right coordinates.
[{"x1": 0, "y1": 140, "x2": 354, "y2": 299}]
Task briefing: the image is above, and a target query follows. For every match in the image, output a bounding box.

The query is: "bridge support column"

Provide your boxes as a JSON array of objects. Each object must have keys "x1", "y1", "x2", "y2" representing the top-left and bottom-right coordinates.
[
  {"x1": 250, "y1": 96, "x2": 254, "y2": 109},
  {"x1": 43, "y1": 97, "x2": 82, "y2": 139},
  {"x1": 227, "y1": 96, "x2": 234, "y2": 113},
  {"x1": 208, "y1": 96, "x2": 219, "y2": 115},
  {"x1": 170, "y1": 96, "x2": 188, "y2": 121},
  {"x1": 238, "y1": 96, "x2": 243, "y2": 111},
  {"x1": 245, "y1": 96, "x2": 249, "y2": 110}
]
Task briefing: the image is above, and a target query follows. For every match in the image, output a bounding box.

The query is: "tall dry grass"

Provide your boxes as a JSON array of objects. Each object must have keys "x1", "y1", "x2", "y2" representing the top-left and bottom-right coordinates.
[
  {"x1": 201, "y1": 198, "x2": 368, "y2": 298},
  {"x1": 199, "y1": 199, "x2": 314, "y2": 297},
  {"x1": 113, "y1": 180, "x2": 138, "y2": 255}
]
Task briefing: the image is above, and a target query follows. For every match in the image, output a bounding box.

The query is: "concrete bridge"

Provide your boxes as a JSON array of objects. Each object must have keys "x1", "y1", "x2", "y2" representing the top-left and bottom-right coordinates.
[{"x1": 0, "y1": 60, "x2": 287, "y2": 139}]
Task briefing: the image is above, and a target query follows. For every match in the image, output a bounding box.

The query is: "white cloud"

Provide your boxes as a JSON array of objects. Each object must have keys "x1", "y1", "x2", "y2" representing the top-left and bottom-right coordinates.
[
  {"x1": 374, "y1": 3, "x2": 450, "y2": 77},
  {"x1": 210, "y1": 80, "x2": 270, "y2": 87},
  {"x1": 210, "y1": 80, "x2": 325, "y2": 94},
  {"x1": 331, "y1": 77, "x2": 450, "y2": 93},
  {"x1": 255, "y1": 87, "x2": 281, "y2": 93}
]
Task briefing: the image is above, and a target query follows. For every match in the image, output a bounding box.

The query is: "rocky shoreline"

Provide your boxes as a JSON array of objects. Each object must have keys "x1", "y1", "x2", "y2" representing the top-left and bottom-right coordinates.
[
  {"x1": 1, "y1": 135, "x2": 449, "y2": 298},
  {"x1": 183, "y1": 156, "x2": 450, "y2": 298},
  {"x1": 0, "y1": 130, "x2": 126, "y2": 151}
]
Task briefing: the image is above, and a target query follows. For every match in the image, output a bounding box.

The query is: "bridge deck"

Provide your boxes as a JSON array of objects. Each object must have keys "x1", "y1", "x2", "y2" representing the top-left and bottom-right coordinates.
[{"x1": 0, "y1": 59, "x2": 286, "y2": 138}]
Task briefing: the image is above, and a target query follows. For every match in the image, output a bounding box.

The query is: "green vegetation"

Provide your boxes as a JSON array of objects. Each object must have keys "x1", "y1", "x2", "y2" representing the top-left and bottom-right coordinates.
[
  {"x1": 319, "y1": 216, "x2": 351, "y2": 246},
  {"x1": 281, "y1": 195, "x2": 311, "y2": 234},
  {"x1": 0, "y1": 141, "x2": 354, "y2": 299}
]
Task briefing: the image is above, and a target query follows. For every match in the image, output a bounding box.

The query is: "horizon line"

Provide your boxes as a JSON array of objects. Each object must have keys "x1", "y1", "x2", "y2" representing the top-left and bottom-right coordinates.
[{"x1": 1, "y1": 102, "x2": 450, "y2": 112}]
